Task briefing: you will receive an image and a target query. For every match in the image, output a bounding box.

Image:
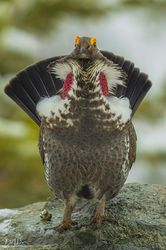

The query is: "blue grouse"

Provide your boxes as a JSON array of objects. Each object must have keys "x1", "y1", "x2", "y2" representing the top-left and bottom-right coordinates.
[{"x1": 5, "y1": 36, "x2": 152, "y2": 232}]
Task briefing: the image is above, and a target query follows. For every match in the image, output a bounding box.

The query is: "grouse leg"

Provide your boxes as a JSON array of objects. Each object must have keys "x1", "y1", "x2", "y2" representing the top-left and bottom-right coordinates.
[
  {"x1": 54, "y1": 194, "x2": 77, "y2": 232},
  {"x1": 91, "y1": 195, "x2": 110, "y2": 223}
]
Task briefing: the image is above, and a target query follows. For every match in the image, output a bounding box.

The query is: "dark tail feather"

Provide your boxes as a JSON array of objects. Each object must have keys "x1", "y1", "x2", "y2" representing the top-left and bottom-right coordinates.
[
  {"x1": 4, "y1": 56, "x2": 64, "y2": 125},
  {"x1": 5, "y1": 84, "x2": 40, "y2": 125},
  {"x1": 131, "y1": 79, "x2": 152, "y2": 115},
  {"x1": 101, "y1": 51, "x2": 152, "y2": 116}
]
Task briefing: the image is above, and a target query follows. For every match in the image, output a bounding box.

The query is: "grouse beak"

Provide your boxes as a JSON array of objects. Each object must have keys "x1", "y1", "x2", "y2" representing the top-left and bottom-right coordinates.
[{"x1": 79, "y1": 47, "x2": 89, "y2": 59}]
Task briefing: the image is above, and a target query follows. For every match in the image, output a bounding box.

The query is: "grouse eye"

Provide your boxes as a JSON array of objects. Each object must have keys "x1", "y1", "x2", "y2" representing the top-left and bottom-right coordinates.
[{"x1": 90, "y1": 37, "x2": 97, "y2": 47}]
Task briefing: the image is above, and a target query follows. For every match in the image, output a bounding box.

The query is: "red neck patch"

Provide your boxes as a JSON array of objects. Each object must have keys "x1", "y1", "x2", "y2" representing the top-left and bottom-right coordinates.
[
  {"x1": 98, "y1": 72, "x2": 109, "y2": 96},
  {"x1": 60, "y1": 72, "x2": 109, "y2": 98},
  {"x1": 60, "y1": 72, "x2": 73, "y2": 98}
]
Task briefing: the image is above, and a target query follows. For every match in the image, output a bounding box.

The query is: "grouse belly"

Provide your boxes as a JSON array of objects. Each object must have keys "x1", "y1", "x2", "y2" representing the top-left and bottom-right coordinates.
[{"x1": 40, "y1": 123, "x2": 135, "y2": 200}]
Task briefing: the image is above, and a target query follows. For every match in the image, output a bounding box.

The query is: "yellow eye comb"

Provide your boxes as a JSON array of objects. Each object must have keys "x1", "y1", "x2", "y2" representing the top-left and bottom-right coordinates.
[
  {"x1": 75, "y1": 35, "x2": 80, "y2": 45},
  {"x1": 90, "y1": 37, "x2": 97, "y2": 45}
]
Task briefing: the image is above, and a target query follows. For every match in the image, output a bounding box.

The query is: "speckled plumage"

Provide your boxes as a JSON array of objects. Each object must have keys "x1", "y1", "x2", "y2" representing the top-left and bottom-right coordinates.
[{"x1": 40, "y1": 122, "x2": 136, "y2": 201}]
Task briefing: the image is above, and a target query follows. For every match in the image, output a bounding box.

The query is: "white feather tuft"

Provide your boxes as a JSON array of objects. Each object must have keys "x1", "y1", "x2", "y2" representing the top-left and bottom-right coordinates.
[
  {"x1": 51, "y1": 62, "x2": 71, "y2": 80},
  {"x1": 36, "y1": 95, "x2": 67, "y2": 118},
  {"x1": 108, "y1": 96, "x2": 132, "y2": 123},
  {"x1": 102, "y1": 64, "x2": 125, "y2": 92}
]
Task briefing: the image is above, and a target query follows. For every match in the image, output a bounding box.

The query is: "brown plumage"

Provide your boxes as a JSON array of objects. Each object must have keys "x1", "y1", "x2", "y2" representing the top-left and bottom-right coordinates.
[{"x1": 4, "y1": 36, "x2": 152, "y2": 232}]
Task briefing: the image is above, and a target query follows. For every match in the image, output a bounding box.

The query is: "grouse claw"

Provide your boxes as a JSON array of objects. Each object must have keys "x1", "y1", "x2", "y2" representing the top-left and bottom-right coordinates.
[
  {"x1": 91, "y1": 215, "x2": 111, "y2": 224},
  {"x1": 52, "y1": 220, "x2": 78, "y2": 233}
]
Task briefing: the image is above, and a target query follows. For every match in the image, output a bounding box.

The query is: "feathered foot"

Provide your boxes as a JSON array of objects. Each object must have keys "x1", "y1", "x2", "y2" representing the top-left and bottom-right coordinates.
[
  {"x1": 91, "y1": 214, "x2": 111, "y2": 224},
  {"x1": 91, "y1": 195, "x2": 111, "y2": 224},
  {"x1": 53, "y1": 194, "x2": 77, "y2": 233}
]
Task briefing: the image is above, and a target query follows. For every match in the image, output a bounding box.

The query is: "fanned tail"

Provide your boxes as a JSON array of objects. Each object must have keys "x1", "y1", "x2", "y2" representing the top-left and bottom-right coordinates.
[
  {"x1": 101, "y1": 51, "x2": 152, "y2": 116},
  {"x1": 4, "y1": 56, "x2": 64, "y2": 125}
]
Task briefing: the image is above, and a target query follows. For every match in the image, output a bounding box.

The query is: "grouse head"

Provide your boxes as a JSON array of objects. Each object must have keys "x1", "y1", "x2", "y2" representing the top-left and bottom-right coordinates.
[
  {"x1": 71, "y1": 35, "x2": 102, "y2": 59},
  {"x1": 47, "y1": 35, "x2": 125, "y2": 102}
]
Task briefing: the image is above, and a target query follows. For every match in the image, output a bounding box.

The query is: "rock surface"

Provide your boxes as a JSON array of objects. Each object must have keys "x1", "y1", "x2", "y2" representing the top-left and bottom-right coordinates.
[{"x1": 0, "y1": 183, "x2": 166, "y2": 250}]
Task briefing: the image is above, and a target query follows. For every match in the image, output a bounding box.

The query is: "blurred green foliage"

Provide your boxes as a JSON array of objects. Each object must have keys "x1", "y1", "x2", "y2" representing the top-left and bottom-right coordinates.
[
  {"x1": 0, "y1": 0, "x2": 165, "y2": 208},
  {"x1": 0, "y1": 0, "x2": 109, "y2": 75},
  {"x1": 0, "y1": 47, "x2": 33, "y2": 75},
  {"x1": 136, "y1": 80, "x2": 166, "y2": 121},
  {"x1": 0, "y1": 0, "x2": 108, "y2": 34}
]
